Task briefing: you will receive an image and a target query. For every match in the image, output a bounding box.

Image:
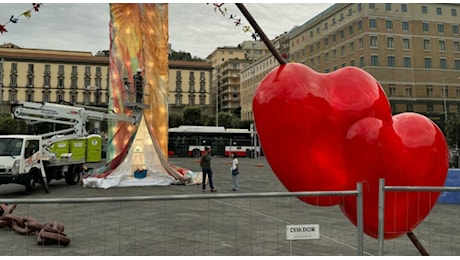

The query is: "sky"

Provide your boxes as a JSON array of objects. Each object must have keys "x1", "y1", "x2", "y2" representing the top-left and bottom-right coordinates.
[{"x1": 0, "y1": 2, "x2": 334, "y2": 59}]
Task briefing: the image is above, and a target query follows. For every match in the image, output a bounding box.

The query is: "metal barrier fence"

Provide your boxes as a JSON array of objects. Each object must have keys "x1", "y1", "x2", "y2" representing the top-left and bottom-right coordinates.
[
  {"x1": 1, "y1": 188, "x2": 364, "y2": 256},
  {"x1": 378, "y1": 179, "x2": 460, "y2": 256}
]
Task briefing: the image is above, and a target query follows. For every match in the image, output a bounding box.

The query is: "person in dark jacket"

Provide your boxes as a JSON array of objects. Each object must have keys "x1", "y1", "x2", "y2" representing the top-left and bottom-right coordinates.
[{"x1": 200, "y1": 147, "x2": 217, "y2": 192}]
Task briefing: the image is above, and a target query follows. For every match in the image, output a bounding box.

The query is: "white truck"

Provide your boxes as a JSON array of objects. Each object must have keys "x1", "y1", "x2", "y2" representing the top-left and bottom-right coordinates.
[{"x1": 0, "y1": 101, "x2": 141, "y2": 193}]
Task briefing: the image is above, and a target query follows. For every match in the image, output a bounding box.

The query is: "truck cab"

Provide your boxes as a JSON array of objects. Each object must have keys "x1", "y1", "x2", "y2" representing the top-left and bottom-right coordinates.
[{"x1": 0, "y1": 135, "x2": 43, "y2": 191}]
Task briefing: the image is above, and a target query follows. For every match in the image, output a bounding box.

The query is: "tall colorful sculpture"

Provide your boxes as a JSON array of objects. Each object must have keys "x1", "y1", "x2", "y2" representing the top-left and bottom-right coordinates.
[{"x1": 85, "y1": 3, "x2": 184, "y2": 186}]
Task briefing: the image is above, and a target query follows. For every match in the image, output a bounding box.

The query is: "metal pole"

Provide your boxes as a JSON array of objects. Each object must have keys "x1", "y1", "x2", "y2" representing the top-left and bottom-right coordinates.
[
  {"x1": 378, "y1": 178, "x2": 385, "y2": 255},
  {"x1": 356, "y1": 182, "x2": 364, "y2": 256},
  {"x1": 443, "y1": 78, "x2": 447, "y2": 125},
  {"x1": 216, "y1": 67, "x2": 219, "y2": 126},
  {"x1": 0, "y1": 58, "x2": 4, "y2": 116}
]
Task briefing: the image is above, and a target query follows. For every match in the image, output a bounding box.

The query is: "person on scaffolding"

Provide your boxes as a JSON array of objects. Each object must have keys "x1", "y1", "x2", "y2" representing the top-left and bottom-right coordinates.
[{"x1": 133, "y1": 68, "x2": 144, "y2": 103}]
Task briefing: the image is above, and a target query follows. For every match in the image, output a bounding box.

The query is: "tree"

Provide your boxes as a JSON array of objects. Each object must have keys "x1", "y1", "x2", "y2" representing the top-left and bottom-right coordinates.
[
  {"x1": 445, "y1": 113, "x2": 460, "y2": 148},
  {"x1": 183, "y1": 107, "x2": 202, "y2": 125},
  {"x1": 169, "y1": 112, "x2": 184, "y2": 128}
]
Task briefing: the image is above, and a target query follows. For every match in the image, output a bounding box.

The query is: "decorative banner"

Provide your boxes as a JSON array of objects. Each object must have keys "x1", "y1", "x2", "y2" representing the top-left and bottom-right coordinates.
[
  {"x1": 0, "y1": 3, "x2": 42, "y2": 34},
  {"x1": 208, "y1": 3, "x2": 259, "y2": 40}
]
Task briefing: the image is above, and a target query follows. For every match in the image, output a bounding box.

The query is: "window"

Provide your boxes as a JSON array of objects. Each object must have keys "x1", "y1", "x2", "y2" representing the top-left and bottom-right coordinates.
[
  {"x1": 58, "y1": 78, "x2": 64, "y2": 88},
  {"x1": 422, "y1": 6, "x2": 428, "y2": 14},
  {"x1": 310, "y1": 45, "x2": 314, "y2": 53},
  {"x1": 369, "y1": 3, "x2": 375, "y2": 9},
  {"x1": 401, "y1": 4, "x2": 407, "y2": 12},
  {"x1": 440, "y1": 58, "x2": 447, "y2": 69},
  {"x1": 404, "y1": 57, "x2": 411, "y2": 68},
  {"x1": 358, "y1": 20, "x2": 362, "y2": 30},
  {"x1": 385, "y1": 3, "x2": 391, "y2": 11},
  {"x1": 340, "y1": 30, "x2": 344, "y2": 39},
  {"x1": 455, "y1": 60, "x2": 460, "y2": 70},
  {"x1": 387, "y1": 37, "x2": 394, "y2": 48},
  {"x1": 58, "y1": 65, "x2": 64, "y2": 74},
  {"x1": 427, "y1": 103, "x2": 434, "y2": 112},
  {"x1": 349, "y1": 25, "x2": 353, "y2": 35},
  {"x1": 371, "y1": 55, "x2": 379, "y2": 66},
  {"x1": 359, "y1": 38, "x2": 364, "y2": 49},
  {"x1": 426, "y1": 86, "x2": 433, "y2": 97},
  {"x1": 350, "y1": 60, "x2": 355, "y2": 66},
  {"x1": 439, "y1": 40, "x2": 446, "y2": 51},
  {"x1": 370, "y1": 36, "x2": 378, "y2": 47},
  {"x1": 310, "y1": 31, "x2": 313, "y2": 38},
  {"x1": 26, "y1": 93, "x2": 33, "y2": 102},
  {"x1": 71, "y1": 94, "x2": 77, "y2": 104},
  {"x1": 454, "y1": 41, "x2": 460, "y2": 52},
  {"x1": 358, "y1": 3, "x2": 362, "y2": 11},
  {"x1": 43, "y1": 93, "x2": 50, "y2": 103},
  {"x1": 325, "y1": 52, "x2": 329, "y2": 62},
  {"x1": 436, "y1": 7, "x2": 442, "y2": 15},
  {"x1": 28, "y1": 64, "x2": 34, "y2": 74},
  {"x1": 44, "y1": 64, "x2": 51, "y2": 74},
  {"x1": 403, "y1": 38, "x2": 410, "y2": 49},
  {"x1": 402, "y1": 21, "x2": 409, "y2": 31},
  {"x1": 349, "y1": 42, "x2": 355, "y2": 52},
  {"x1": 389, "y1": 85, "x2": 396, "y2": 96},
  {"x1": 453, "y1": 25, "x2": 459, "y2": 34},
  {"x1": 424, "y1": 57, "x2": 432, "y2": 68},
  {"x1": 332, "y1": 34, "x2": 336, "y2": 42},
  {"x1": 359, "y1": 56, "x2": 364, "y2": 67},
  {"x1": 422, "y1": 22, "x2": 429, "y2": 32},
  {"x1": 386, "y1": 20, "x2": 393, "y2": 30},
  {"x1": 369, "y1": 19, "x2": 377, "y2": 29},
  {"x1": 424, "y1": 39, "x2": 430, "y2": 50},
  {"x1": 452, "y1": 9, "x2": 458, "y2": 16},
  {"x1": 27, "y1": 76, "x2": 33, "y2": 87},
  {"x1": 85, "y1": 66, "x2": 91, "y2": 75},
  {"x1": 317, "y1": 42, "x2": 320, "y2": 50},
  {"x1": 341, "y1": 46, "x2": 345, "y2": 56},
  {"x1": 438, "y1": 23, "x2": 444, "y2": 33},
  {"x1": 71, "y1": 66, "x2": 77, "y2": 75},
  {"x1": 333, "y1": 49, "x2": 337, "y2": 59},
  {"x1": 324, "y1": 37, "x2": 328, "y2": 46},
  {"x1": 405, "y1": 86, "x2": 412, "y2": 97},
  {"x1": 388, "y1": 56, "x2": 395, "y2": 67}
]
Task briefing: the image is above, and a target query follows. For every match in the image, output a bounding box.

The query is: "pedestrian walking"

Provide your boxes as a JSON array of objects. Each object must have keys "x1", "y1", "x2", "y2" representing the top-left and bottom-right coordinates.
[
  {"x1": 230, "y1": 153, "x2": 239, "y2": 191},
  {"x1": 200, "y1": 147, "x2": 217, "y2": 192}
]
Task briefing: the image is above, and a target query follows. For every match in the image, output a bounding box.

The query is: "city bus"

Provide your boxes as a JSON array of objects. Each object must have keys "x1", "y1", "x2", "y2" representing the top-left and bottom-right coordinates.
[{"x1": 168, "y1": 125, "x2": 261, "y2": 158}]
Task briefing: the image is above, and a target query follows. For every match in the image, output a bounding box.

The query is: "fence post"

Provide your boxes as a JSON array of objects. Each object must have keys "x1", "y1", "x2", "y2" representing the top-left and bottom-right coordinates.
[
  {"x1": 356, "y1": 182, "x2": 364, "y2": 255},
  {"x1": 378, "y1": 178, "x2": 385, "y2": 255}
]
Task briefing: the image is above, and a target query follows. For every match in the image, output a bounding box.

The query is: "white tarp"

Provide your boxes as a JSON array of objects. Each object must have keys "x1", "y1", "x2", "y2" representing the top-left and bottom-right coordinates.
[{"x1": 82, "y1": 116, "x2": 178, "y2": 189}]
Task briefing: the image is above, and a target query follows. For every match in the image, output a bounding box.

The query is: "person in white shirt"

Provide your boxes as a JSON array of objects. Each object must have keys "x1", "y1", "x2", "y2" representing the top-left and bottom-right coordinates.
[{"x1": 231, "y1": 153, "x2": 239, "y2": 191}]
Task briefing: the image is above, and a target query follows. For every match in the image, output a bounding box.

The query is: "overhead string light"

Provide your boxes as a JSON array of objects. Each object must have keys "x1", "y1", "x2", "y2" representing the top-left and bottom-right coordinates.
[
  {"x1": 0, "y1": 3, "x2": 43, "y2": 34},
  {"x1": 207, "y1": 3, "x2": 259, "y2": 40}
]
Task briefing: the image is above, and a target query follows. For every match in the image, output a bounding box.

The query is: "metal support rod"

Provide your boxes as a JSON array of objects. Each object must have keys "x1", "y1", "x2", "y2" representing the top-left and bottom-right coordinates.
[
  {"x1": 356, "y1": 182, "x2": 364, "y2": 256},
  {"x1": 378, "y1": 178, "x2": 385, "y2": 255},
  {"x1": 407, "y1": 231, "x2": 429, "y2": 256},
  {"x1": 235, "y1": 3, "x2": 287, "y2": 65}
]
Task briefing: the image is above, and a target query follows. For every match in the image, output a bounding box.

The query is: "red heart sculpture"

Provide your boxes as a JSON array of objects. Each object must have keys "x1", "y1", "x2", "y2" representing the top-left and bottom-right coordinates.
[
  {"x1": 341, "y1": 113, "x2": 448, "y2": 239},
  {"x1": 253, "y1": 63, "x2": 449, "y2": 239}
]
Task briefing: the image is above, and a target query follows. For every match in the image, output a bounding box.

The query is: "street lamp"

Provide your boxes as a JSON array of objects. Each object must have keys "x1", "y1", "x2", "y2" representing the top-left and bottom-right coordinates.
[
  {"x1": 443, "y1": 78, "x2": 447, "y2": 125},
  {"x1": 0, "y1": 58, "x2": 4, "y2": 116},
  {"x1": 215, "y1": 68, "x2": 220, "y2": 126}
]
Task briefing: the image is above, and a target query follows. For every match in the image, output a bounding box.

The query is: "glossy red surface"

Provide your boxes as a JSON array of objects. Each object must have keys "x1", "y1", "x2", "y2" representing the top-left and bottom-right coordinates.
[{"x1": 253, "y1": 63, "x2": 448, "y2": 239}]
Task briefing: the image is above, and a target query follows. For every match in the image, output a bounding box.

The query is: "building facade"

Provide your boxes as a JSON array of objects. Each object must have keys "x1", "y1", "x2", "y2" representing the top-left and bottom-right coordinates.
[
  {"x1": 167, "y1": 60, "x2": 213, "y2": 115},
  {"x1": 0, "y1": 44, "x2": 214, "y2": 131},
  {"x1": 207, "y1": 41, "x2": 268, "y2": 123},
  {"x1": 288, "y1": 3, "x2": 460, "y2": 126},
  {"x1": 240, "y1": 3, "x2": 460, "y2": 125}
]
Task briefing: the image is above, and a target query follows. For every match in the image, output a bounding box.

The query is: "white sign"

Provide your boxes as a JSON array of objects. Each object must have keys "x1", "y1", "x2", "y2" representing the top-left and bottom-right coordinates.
[{"x1": 286, "y1": 224, "x2": 320, "y2": 240}]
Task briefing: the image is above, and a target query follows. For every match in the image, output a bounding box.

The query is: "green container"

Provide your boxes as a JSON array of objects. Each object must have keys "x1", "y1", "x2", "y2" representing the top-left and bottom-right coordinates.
[
  {"x1": 49, "y1": 140, "x2": 69, "y2": 160},
  {"x1": 86, "y1": 134, "x2": 102, "y2": 163},
  {"x1": 70, "y1": 138, "x2": 87, "y2": 161}
]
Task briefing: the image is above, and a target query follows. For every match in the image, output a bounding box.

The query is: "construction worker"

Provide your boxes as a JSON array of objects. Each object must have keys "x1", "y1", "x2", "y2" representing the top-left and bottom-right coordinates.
[{"x1": 133, "y1": 68, "x2": 144, "y2": 103}]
